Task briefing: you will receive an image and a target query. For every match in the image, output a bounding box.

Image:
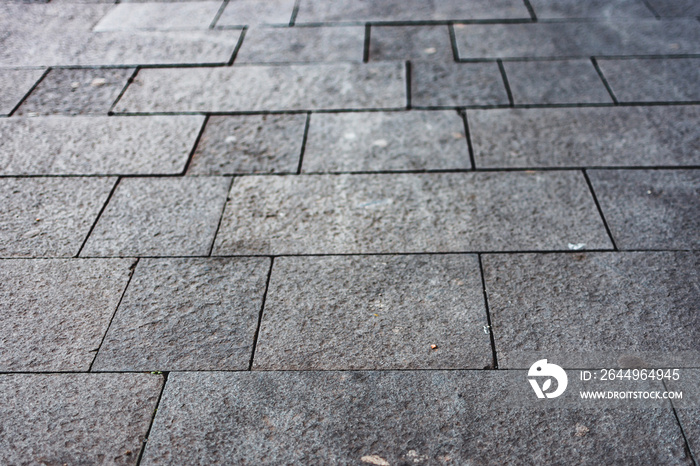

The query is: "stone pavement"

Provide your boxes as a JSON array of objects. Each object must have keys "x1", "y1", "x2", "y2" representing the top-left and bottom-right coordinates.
[{"x1": 0, "y1": 0, "x2": 699, "y2": 464}]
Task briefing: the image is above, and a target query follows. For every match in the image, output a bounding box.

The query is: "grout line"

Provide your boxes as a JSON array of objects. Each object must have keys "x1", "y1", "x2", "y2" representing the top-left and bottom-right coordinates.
[
  {"x1": 641, "y1": 0, "x2": 661, "y2": 19},
  {"x1": 459, "y1": 109, "x2": 477, "y2": 170},
  {"x1": 405, "y1": 60, "x2": 412, "y2": 109},
  {"x1": 363, "y1": 24, "x2": 371, "y2": 63},
  {"x1": 210, "y1": 0, "x2": 229, "y2": 29},
  {"x1": 248, "y1": 257, "x2": 275, "y2": 370},
  {"x1": 583, "y1": 169, "x2": 619, "y2": 251},
  {"x1": 293, "y1": 18, "x2": 535, "y2": 27},
  {"x1": 591, "y1": 57, "x2": 619, "y2": 105},
  {"x1": 522, "y1": 0, "x2": 538, "y2": 21},
  {"x1": 289, "y1": 0, "x2": 301, "y2": 26},
  {"x1": 297, "y1": 112, "x2": 311, "y2": 174},
  {"x1": 496, "y1": 59, "x2": 514, "y2": 106},
  {"x1": 135, "y1": 371, "x2": 169, "y2": 466},
  {"x1": 664, "y1": 379, "x2": 698, "y2": 466},
  {"x1": 207, "y1": 176, "x2": 235, "y2": 256},
  {"x1": 181, "y1": 114, "x2": 210, "y2": 175},
  {"x1": 477, "y1": 254, "x2": 499, "y2": 369},
  {"x1": 8, "y1": 67, "x2": 51, "y2": 117},
  {"x1": 76, "y1": 177, "x2": 121, "y2": 257},
  {"x1": 448, "y1": 23, "x2": 460, "y2": 62},
  {"x1": 227, "y1": 27, "x2": 248, "y2": 66},
  {"x1": 108, "y1": 67, "x2": 140, "y2": 115}
]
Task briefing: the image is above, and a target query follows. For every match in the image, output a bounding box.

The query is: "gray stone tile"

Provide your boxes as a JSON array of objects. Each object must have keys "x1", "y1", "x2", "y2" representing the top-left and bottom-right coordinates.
[
  {"x1": 482, "y1": 252, "x2": 700, "y2": 368},
  {"x1": 0, "y1": 373, "x2": 162, "y2": 464},
  {"x1": 212, "y1": 172, "x2": 612, "y2": 255},
  {"x1": 453, "y1": 20, "x2": 700, "y2": 59},
  {"x1": 0, "y1": 258, "x2": 134, "y2": 371},
  {"x1": 302, "y1": 111, "x2": 470, "y2": 172},
  {"x1": 93, "y1": 257, "x2": 270, "y2": 371},
  {"x1": 0, "y1": 116, "x2": 204, "y2": 175},
  {"x1": 141, "y1": 371, "x2": 690, "y2": 465},
  {"x1": 15, "y1": 68, "x2": 134, "y2": 116},
  {"x1": 598, "y1": 58, "x2": 700, "y2": 103},
  {"x1": 93, "y1": 1, "x2": 222, "y2": 31},
  {"x1": 529, "y1": 0, "x2": 655, "y2": 18},
  {"x1": 295, "y1": 0, "x2": 531, "y2": 23},
  {"x1": 469, "y1": 106, "x2": 700, "y2": 168},
  {"x1": 82, "y1": 176, "x2": 230, "y2": 257},
  {"x1": 254, "y1": 254, "x2": 491, "y2": 370},
  {"x1": 114, "y1": 63, "x2": 406, "y2": 112},
  {"x1": 188, "y1": 114, "x2": 306, "y2": 175},
  {"x1": 235, "y1": 26, "x2": 364, "y2": 64},
  {"x1": 368, "y1": 25, "x2": 453, "y2": 62},
  {"x1": 0, "y1": 68, "x2": 45, "y2": 116},
  {"x1": 646, "y1": 0, "x2": 700, "y2": 17},
  {"x1": 0, "y1": 177, "x2": 115, "y2": 257},
  {"x1": 666, "y1": 369, "x2": 700, "y2": 460},
  {"x1": 588, "y1": 169, "x2": 700, "y2": 249},
  {"x1": 504, "y1": 60, "x2": 612, "y2": 105},
  {"x1": 411, "y1": 61, "x2": 509, "y2": 108},
  {"x1": 216, "y1": 0, "x2": 295, "y2": 26}
]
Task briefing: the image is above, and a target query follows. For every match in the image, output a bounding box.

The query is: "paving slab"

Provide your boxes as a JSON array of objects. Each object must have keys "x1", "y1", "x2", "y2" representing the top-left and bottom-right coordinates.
[
  {"x1": 82, "y1": 176, "x2": 230, "y2": 257},
  {"x1": 93, "y1": 1, "x2": 222, "y2": 31},
  {"x1": 646, "y1": 0, "x2": 700, "y2": 17},
  {"x1": 0, "y1": 68, "x2": 45, "y2": 116},
  {"x1": 302, "y1": 110, "x2": 470, "y2": 172},
  {"x1": 295, "y1": 0, "x2": 531, "y2": 23},
  {"x1": 93, "y1": 257, "x2": 269, "y2": 371},
  {"x1": 482, "y1": 251, "x2": 700, "y2": 368},
  {"x1": 254, "y1": 254, "x2": 491, "y2": 370},
  {"x1": 368, "y1": 25, "x2": 453, "y2": 62},
  {"x1": 0, "y1": 115, "x2": 204, "y2": 175},
  {"x1": 504, "y1": 60, "x2": 612, "y2": 105},
  {"x1": 453, "y1": 20, "x2": 700, "y2": 59},
  {"x1": 188, "y1": 114, "x2": 306, "y2": 175},
  {"x1": 15, "y1": 67, "x2": 134, "y2": 116},
  {"x1": 528, "y1": 0, "x2": 655, "y2": 18},
  {"x1": 588, "y1": 169, "x2": 700, "y2": 250},
  {"x1": 468, "y1": 106, "x2": 700, "y2": 168},
  {"x1": 141, "y1": 371, "x2": 690, "y2": 465},
  {"x1": 666, "y1": 369, "x2": 700, "y2": 460},
  {"x1": 0, "y1": 177, "x2": 115, "y2": 257},
  {"x1": 598, "y1": 58, "x2": 700, "y2": 103},
  {"x1": 114, "y1": 63, "x2": 406, "y2": 112},
  {"x1": 216, "y1": 0, "x2": 295, "y2": 26},
  {"x1": 410, "y1": 61, "x2": 509, "y2": 108},
  {"x1": 212, "y1": 172, "x2": 612, "y2": 255},
  {"x1": 0, "y1": 373, "x2": 162, "y2": 464},
  {"x1": 235, "y1": 26, "x2": 364, "y2": 64},
  {"x1": 0, "y1": 258, "x2": 134, "y2": 371}
]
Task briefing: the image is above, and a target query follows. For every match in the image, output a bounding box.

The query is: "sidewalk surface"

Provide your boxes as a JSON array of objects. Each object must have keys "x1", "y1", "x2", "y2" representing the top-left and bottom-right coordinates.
[{"x1": 1, "y1": 0, "x2": 699, "y2": 464}]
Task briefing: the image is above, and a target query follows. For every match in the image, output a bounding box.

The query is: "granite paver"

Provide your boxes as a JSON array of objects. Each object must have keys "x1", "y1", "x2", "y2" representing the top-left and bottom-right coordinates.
[
  {"x1": 504, "y1": 60, "x2": 613, "y2": 105},
  {"x1": 598, "y1": 58, "x2": 700, "y2": 103},
  {"x1": 187, "y1": 114, "x2": 306, "y2": 175},
  {"x1": 527, "y1": 0, "x2": 656, "y2": 18},
  {"x1": 0, "y1": 258, "x2": 134, "y2": 371},
  {"x1": 666, "y1": 369, "x2": 700, "y2": 460},
  {"x1": 482, "y1": 251, "x2": 700, "y2": 368},
  {"x1": 81, "y1": 176, "x2": 230, "y2": 257},
  {"x1": 216, "y1": 0, "x2": 295, "y2": 26},
  {"x1": 0, "y1": 373, "x2": 162, "y2": 464},
  {"x1": 212, "y1": 172, "x2": 612, "y2": 255},
  {"x1": 93, "y1": 1, "x2": 222, "y2": 31},
  {"x1": 588, "y1": 169, "x2": 700, "y2": 249},
  {"x1": 114, "y1": 63, "x2": 406, "y2": 113},
  {"x1": 302, "y1": 111, "x2": 470, "y2": 172},
  {"x1": 253, "y1": 254, "x2": 491, "y2": 370},
  {"x1": 368, "y1": 25, "x2": 453, "y2": 62},
  {"x1": 468, "y1": 106, "x2": 700, "y2": 168},
  {"x1": 0, "y1": 68, "x2": 46, "y2": 116},
  {"x1": 93, "y1": 257, "x2": 270, "y2": 371},
  {"x1": 0, "y1": 177, "x2": 115, "y2": 257},
  {"x1": 646, "y1": 0, "x2": 700, "y2": 16},
  {"x1": 0, "y1": 116, "x2": 204, "y2": 175}
]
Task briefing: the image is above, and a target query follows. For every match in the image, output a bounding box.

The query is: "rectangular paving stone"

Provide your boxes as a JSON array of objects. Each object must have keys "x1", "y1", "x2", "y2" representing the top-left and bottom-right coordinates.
[
  {"x1": 504, "y1": 60, "x2": 612, "y2": 105},
  {"x1": 598, "y1": 58, "x2": 700, "y2": 103},
  {"x1": 302, "y1": 111, "x2": 470, "y2": 172},
  {"x1": 141, "y1": 371, "x2": 690, "y2": 465},
  {"x1": 216, "y1": 0, "x2": 295, "y2": 26},
  {"x1": 469, "y1": 106, "x2": 700, "y2": 168},
  {"x1": 235, "y1": 26, "x2": 364, "y2": 64},
  {"x1": 0, "y1": 258, "x2": 134, "y2": 371},
  {"x1": 453, "y1": 20, "x2": 700, "y2": 59},
  {"x1": 0, "y1": 115, "x2": 204, "y2": 175},
  {"x1": 93, "y1": 257, "x2": 270, "y2": 371},
  {"x1": 15, "y1": 68, "x2": 133, "y2": 116},
  {"x1": 483, "y1": 251, "x2": 700, "y2": 368},
  {"x1": 0, "y1": 373, "x2": 162, "y2": 464},
  {"x1": 588, "y1": 169, "x2": 700, "y2": 249},
  {"x1": 93, "y1": 1, "x2": 222, "y2": 31},
  {"x1": 254, "y1": 254, "x2": 491, "y2": 370},
  {"x1": 114, "y1": 63, "x2": 406, "y2": 112},
  {"x1": 528, "y1": 0, "x2": 655, "y2": 18},
  {"x1": 0, "y1": 177, "x2": 115, "y2": 257},
  {"x1": 368, "y1": 25, "x2": 453, "y2": 62},
  {"x1": 646, "y1": 0, "x2": 700, "y2": 17},
  {"x1": 666, "y1": 369, "x2": 700, "y2": 460},
  {"x1": 295, "y1": 0, "x2": 531, "y2": 23},
  {"x1": 411, "y1": 61, "x2": 509, "y2": 108},
  {"x1": 82, "y1": 176, "x2": 230, "y2": 257},
  {"x1": 188, "y1": 114, "x2": 306, "y2": 175},
  {"x1": 0, "y1": 68, "x2": 45, "y2": 116},
  {"x1": 212, "y1": 172, "x2": 612, "y2": 255}
]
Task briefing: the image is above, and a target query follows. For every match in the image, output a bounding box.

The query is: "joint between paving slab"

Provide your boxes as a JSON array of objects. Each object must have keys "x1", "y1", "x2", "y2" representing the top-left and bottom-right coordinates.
[
  {"x1": 641, "y1": 0, "x2": 661, "y2": 19},
  {"x1": 210, "y1": 0, "x2": 229, "y2": 29},
  {"x1": 448, "y1": 23, "x2": 460, "y2": 62},
  {"x1": 664, "y1": 379, "x2": 699, "y2": 466},
  {"x1": 496, "y1": 59, "x2": 514, "y2": 107},
  {"x1": 296, "y1": 112, "x2": 311, "y2": 174},
  {"x1": 108, "y1": 67, "x2": 140, "y2": 116},
  {"x1": 207, "y1": 176, "x2": 235, "y2": 256},
  {"x1": 583, "y1": 169, "x2": 619, "y2": 251},
  {"x1": 7, "y1": 67, "x2": 51, "y2": 118},
  {"x1": 289, "y1": 0, "x2": 301, "y2": 26},
  {"x1": 591, "y1": 57, "x2": 619, "y2": 105},
  {"x1": 459, "y1": 109, "x2": 477, "y2": 170},
  {"x1": 181, "y1": 114, "x2": 210, "y2": 175},
  {"x1": 522, "y1": 0, "x2": 538, "y2": 21},
  {"x1": 363, "y1": 24, "x2": 371, "y2": 63},
  {"x1": 477, "y1": 254, "x2": 499, "y2": 369},
  {"x1": 76, "y1": 177, "x2": 121, "y2": 258},
  {"x1": 228, "y1": 27, "x2": 248, "y2": 66},
  {"x1": 248, "y1": 257, "x2": 275, "y2": 371},
  {"x1": 135, "y1": 371, "x2": 169, "y2": 466},
  {"x1": 405, "y1": 60, "x2": 412, "y2": 109}
]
